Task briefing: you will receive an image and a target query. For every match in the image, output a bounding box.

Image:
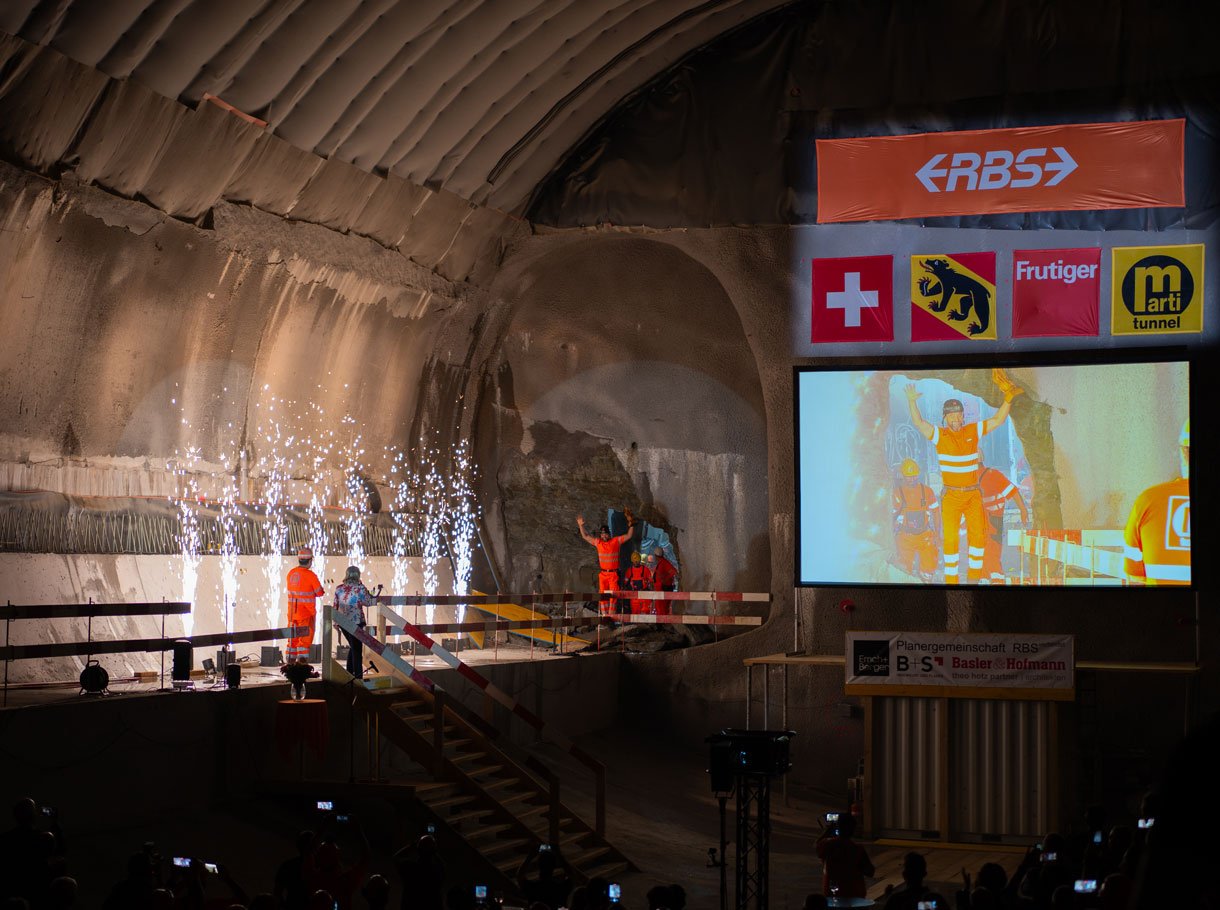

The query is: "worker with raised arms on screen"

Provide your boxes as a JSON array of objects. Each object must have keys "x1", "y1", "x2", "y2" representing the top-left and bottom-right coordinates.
[{"x1": 905, "y1": 369, "x2": 1021, "y2": 584}]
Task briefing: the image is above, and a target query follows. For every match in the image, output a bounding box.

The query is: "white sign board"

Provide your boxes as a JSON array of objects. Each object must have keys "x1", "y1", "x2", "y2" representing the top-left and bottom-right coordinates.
[{"x1": 845, "y1": 631, "x2": 1075, "y2": 700}]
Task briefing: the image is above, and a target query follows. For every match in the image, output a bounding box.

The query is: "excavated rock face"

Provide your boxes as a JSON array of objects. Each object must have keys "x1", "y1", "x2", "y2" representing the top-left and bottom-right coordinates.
[{"x1": 474, "y1": 236, "x2": 770, "y2": 596}]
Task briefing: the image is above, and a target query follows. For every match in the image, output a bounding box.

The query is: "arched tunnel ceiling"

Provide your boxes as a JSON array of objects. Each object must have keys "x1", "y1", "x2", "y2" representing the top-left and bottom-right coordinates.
[{"x1": 0, "y1": 0, "x2": 792, "y2": 214}]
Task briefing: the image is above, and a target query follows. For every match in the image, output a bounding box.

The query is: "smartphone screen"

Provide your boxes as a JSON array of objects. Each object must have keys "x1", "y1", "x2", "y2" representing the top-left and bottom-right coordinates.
[
  {"x1": 474, "y1": 886, "x2": 488, "y2": 900},
  {"x1": 1093, "y1": 831, "x2": 1103, "y2": 844},
  {"x1": 316, "y1": 800, "x2": 333, "y2": 811},
  {"x1": 172, "y1": 857, "x2": 190, "y2": 868},
  {"x1": 1138, "y1": 817, "x2": 1155, "y2": 829},
  {"x1": 1074, "y1": 880, "x2": 1098, "y2": 894},
  {"x1": 203, "y1": 863, "x2": 219, "y2": 875},
  {"x1": 609, "y1": 883, "x2": 622, "y2": 902}
]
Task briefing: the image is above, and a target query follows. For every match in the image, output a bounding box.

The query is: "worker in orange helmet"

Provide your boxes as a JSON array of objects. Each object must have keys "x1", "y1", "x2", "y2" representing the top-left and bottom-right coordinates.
[
  {"x1": 577, "y1": 509, "x2": 635, "y2": 615},
  {"x1": 1124, "y1": 418, "x2": 1190, "y2": 586},
  {"x1": 622, "y1": 551, "x2": 653, "y2": 614},
  {"x1": 891, "y1": 458, "x2": 940, "y2": 582},
  {"x1": 979, "y1": 461, "x2": 1030, "y2": 585},
  {"x1": 906, "y1": 368, "x2": 1020, "y2": 584},
  {"x1": 285, "y1": 546, "x2": 325, "y2": 663}
]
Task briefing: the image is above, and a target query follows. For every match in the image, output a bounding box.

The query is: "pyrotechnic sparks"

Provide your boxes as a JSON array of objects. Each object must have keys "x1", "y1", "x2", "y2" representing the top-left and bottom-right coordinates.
[{"x1": 166, "y1": 387, "x2": 482, "y2": 647}]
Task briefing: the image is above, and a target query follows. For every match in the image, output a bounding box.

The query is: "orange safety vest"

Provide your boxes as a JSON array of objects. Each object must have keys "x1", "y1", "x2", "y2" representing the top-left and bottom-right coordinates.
[
  {"x1": 980, "y1": 468, "x2": 1019, "y2": 515},
  {"x1": 892, "y1": 483, "x2": 939, "y2": 532},
  {"x1": 1124, "y1": 477, "x2": 1190, "y2": 585},
  {"x1": 287, "y1": 565, "x2": 324, "y2": 616},
  {"x1": 933, "y1": 422, "x2": 990, "y2": 488},
  {"x1": 595, "y1": 535, "x2": 630, "y2": 571}
]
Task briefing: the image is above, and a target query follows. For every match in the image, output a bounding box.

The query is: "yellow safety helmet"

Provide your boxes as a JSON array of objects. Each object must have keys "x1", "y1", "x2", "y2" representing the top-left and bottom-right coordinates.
[
  {"x1": 630, "y1": 551, "x2": 642, "y2": 564},
  {"x1": 1180, "y1": 418, "x2": 1190, "y2": 447},
  {"x1": 900, "y1": 458, "x2": 920, "y2": 477}
]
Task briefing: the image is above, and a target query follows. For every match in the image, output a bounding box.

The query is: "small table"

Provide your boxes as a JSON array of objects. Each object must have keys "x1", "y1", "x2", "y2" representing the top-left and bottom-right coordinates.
[{"x1": 275, "y1": 698, "x2": 329, "y2": 778}]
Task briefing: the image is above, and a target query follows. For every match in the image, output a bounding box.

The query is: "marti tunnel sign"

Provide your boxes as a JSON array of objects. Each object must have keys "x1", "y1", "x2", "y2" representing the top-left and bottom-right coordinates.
[{"x1": 816, "y1": 119, "x2": 1185, "y2": 223}]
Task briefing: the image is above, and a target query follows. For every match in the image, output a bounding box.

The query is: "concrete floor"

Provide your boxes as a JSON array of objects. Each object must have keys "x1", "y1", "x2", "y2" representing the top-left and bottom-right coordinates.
[{"x1": 524, "y1": 724, "x2": 1021, "y2": 909}]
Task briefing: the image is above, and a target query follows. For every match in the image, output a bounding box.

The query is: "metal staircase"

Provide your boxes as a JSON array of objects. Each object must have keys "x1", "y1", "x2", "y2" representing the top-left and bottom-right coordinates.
[{"x1": 342, "y1": 674, "x2": 633, "y2": 891}]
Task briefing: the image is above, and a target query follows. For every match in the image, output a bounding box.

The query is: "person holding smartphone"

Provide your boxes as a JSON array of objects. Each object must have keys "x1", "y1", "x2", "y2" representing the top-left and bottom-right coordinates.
[
  {"x1": 517, "y1": 844, "x2": 573, "y2": 910},
  {"x1": 814, "y1": 812, "x2": 874, "y2": 901},
  {"x1": 394, "y1": 833, "x2": 445, "y2": 910}
]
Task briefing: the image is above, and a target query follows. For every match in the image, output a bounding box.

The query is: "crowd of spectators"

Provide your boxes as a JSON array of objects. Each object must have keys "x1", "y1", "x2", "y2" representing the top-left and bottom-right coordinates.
[
  {"x1": 810, "y1": 801, "x2": 1157, "y2": 910},
  {"x1": 0, "y1": 796, "x2": 691, "y2": 910}
]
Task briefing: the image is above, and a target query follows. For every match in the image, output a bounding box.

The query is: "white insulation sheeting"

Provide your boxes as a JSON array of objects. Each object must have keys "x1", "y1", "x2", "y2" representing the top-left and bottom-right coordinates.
[{"x1": 0, "y1": 0, "x2": 788, "y2": 212}]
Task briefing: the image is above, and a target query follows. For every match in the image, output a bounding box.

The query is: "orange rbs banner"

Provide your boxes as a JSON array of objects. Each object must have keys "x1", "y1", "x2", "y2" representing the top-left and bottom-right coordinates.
[{"x1": 816, "y1": 120, "x2": 1184, "y2": 223}]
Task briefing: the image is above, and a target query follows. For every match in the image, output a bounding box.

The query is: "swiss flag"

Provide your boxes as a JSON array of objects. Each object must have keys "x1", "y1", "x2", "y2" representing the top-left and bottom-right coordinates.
[{"x1": 811, "y1": 256, "x2": 893, "y2": 343}]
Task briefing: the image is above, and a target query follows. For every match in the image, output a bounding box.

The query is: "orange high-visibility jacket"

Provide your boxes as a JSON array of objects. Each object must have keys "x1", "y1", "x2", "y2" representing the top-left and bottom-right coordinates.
[
  {"x1": 594, "y1": 533, "x2": 632, "y2": 571},
  {"x1": 1124, "y1": 477, "x2": 1190, "y2": 586},
  {"x1": 932, "y1": 421, "x2": 991, "y2": 488},
  {"x1": 980, "y1": 468, "x2": 1021, "y2": 515},
  {"x1": 287, "y1": 565, "x2": 325, "y2": 617},
  {"x1": 892, "y1": 482, "x2": 939, "y2": 532}
]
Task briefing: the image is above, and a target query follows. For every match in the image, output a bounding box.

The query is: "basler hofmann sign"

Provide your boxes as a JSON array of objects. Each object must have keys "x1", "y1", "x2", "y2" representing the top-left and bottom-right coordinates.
[{"x1": 845, "y1": 631, "x2": 1075, "y2": 700}]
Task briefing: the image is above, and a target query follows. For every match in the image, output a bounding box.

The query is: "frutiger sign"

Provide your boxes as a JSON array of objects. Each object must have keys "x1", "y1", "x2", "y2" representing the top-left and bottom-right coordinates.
[{"x1": 816, "y1": 120, "x2": 1184, "y2": 223}]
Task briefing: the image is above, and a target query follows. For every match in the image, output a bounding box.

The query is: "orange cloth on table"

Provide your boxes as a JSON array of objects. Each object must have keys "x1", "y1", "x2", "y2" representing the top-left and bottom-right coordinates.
[
  {"x1": 980, "y1": 467, "x2": 1022, "y2": 583},
  {"x1": 274, "y1": 698, "x2": 329, "y2": 759},
  {"x1": 934, "y1": 421, "x2": 992, "y2": 583},
  {"x1": 892, "y1": 482, "x2": 939, "y2": 577},
  {"x1": 623, "y1": 564, "x2": 653, "y2": 614},
  {"x1": 286, "y1": 564, "x2": 325, "y2": 660},
  {"x1": 1124, "y1": 477, "x2": 1191, "y2": 586}
]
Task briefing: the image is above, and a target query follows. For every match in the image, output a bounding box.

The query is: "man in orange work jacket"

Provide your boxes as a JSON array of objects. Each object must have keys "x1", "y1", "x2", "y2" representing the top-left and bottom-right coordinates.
[
  {"x1": 979, "y1": 464, "x2": 1029, "y2": 585},
  {"x1": 622, "y1": 552, "x2": 653, "y2": 614},
  {"x1": 577, "y1": 510, "x2": 636, "y2": 615},
  {"x1": 286, "y1": 546, "x2": 325, "y2": 662},
  {"x1": 891, "y1": 458, "x2": 940, "y2": 582},
  {"x1": 648, "y1": 547, "x2": 678, "y2": 615},
  {"x1": 1124, "y1": 419, "x2": 1191, "y2": 586},
  {"x1": 906, "y1": 368, "x2": 1020, "y2": 584}
]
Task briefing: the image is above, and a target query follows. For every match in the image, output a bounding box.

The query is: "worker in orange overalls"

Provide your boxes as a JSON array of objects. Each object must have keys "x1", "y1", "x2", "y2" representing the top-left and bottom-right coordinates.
[
  {"x1": 891, "y1": 458, "x2": 940, "y2": 582},
  {"x1": 979, "y1": 463, "x2": 1029, "y2": 585},
  {"x1": 647, "y1": 547, "x2": 678, "y2": 615},
  {"x1": 1124, "y1": 419, "x2": 1191, "y2": 586},
  {"x1": 285, "y1": 546, "x2": 325, "y2": 663},
  {"x1": 622, "y1": 551, "x2": 653, "y2": 614},
  {"x1": 577, "y1": 510, "x2": 635, "y2": 615},
  {"x1": 906, "y1": 368, "x2": 1020, "y2": 584}
]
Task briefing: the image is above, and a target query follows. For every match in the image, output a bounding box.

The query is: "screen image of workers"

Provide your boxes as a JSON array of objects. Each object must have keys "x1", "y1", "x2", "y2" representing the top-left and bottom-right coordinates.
[{"x1": 795, "y1": 361, "x2": 1190, "y2": 587}]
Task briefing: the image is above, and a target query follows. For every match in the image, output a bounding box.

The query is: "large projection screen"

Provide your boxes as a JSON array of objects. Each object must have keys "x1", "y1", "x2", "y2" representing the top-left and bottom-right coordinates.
[{"x1": 795, "y1": 359, "x2": 1191, "y2": 588}]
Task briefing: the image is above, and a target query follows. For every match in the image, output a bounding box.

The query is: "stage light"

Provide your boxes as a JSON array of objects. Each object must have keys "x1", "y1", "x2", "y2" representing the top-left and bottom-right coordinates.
[{"x1": 260, "y1": 646, "x2": 283, "y2": 667}]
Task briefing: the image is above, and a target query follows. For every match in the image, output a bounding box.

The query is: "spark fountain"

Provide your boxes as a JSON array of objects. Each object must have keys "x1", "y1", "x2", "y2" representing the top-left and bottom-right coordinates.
[{"x1": 166, "y1": 387, "x2": 481, "y2": 659}]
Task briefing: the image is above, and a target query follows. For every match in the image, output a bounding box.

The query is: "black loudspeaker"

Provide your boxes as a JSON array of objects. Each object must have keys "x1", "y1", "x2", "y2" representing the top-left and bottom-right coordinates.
[
  {"x1": 706, "y1": 729, "x2": 795, "y2": 790},
  {"x1": 172, "y1": 640, "x2": 192, "y2": 682},
  {"x1": 224, "y1": 662, "x2": 241, "y2": 689}
]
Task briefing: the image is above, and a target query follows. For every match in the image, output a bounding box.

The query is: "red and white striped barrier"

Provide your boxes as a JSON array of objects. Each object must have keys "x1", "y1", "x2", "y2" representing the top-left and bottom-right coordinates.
[
  {"x1": 603, "y1": 613, "x2": 763, "y2": 626},
  {"x1": 378, "y1": 590, "x2": 770, "y2": 606},
  {"x1": 399, "y1": 613, "x2": 764, "y2": 636},
  {"x1": 375, "y1": 606, "x2": 594, "y2": 758}
]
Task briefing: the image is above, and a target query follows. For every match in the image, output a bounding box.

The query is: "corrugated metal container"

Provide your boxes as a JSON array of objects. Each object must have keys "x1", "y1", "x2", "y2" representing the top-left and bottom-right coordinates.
[
  {"x1": 873, "y1": 696, "x2": 941, "y2": 834},
  {"x1": 871, "y1": 696, "x2": 1052, "y2": 842},
  {"x1": 949, "y1": 699, "x2": 1050, "y2": 840}
]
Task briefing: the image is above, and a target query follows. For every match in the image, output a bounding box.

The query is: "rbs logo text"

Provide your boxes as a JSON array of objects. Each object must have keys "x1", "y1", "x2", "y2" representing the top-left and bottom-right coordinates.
[{"x1": 916, "y1": 147, "x2": 1078, "y2": 193}]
